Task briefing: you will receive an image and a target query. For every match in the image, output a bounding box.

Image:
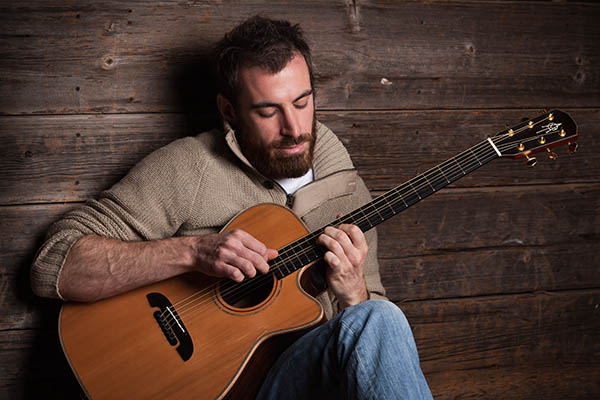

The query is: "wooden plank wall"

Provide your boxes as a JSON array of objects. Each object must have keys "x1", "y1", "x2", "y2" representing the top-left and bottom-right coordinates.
[{"x1": 1, "y1": 1, "x2": 599, "y2": 398}]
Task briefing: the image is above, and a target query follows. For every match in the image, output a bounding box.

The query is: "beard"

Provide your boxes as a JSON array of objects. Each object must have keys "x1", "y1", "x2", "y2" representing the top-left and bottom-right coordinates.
[{"x1": 236, "y1": 114, "x2": 317, "y2": 180}]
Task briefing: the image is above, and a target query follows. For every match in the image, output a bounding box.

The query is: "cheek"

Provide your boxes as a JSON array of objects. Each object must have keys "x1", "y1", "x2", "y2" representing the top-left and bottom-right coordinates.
[
  {"x1": 245, "y1": 116, "x2": 279, "y2": 146},
  {"x1": 301, "y1": 104, "x2": 316, "y2": 132}
]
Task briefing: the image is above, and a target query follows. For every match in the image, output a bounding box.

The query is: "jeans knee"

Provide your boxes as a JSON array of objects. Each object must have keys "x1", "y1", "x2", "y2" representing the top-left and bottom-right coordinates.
[{"x1": 341, "y1": 300, "x2": 411, "y2": 337}]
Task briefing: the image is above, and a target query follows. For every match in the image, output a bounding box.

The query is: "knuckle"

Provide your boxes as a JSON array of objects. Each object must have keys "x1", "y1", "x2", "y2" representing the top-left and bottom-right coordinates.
[
  {"x1": 335, "y1": 230, "x2": 346, "y2": 241},
  {"x1": 215, "y1": 246, "x2": 227, "y2": 259},
  {"x1": 213, "y1": 261, "x2": 228, "y2": 275},
  {"x1": 240, "y1": 259, "x2": 255, "y2": 274},
  {"x1": 228, "y1": 230, "x2": 244, "y2": 241},
  {"x1": 330, "y1": 240, "x2": 342, "y2": 253}
]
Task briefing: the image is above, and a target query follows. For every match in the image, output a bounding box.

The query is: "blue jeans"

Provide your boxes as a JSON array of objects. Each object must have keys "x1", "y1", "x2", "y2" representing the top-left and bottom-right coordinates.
[{"x1": 256, "y1": 300, "x2": 432, "y2": 399}]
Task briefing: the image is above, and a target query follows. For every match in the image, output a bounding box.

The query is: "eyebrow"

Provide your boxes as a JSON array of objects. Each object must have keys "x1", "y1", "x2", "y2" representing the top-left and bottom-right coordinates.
[{"x1": 251, "y1": 89, "x2": 313, "y2": 109}]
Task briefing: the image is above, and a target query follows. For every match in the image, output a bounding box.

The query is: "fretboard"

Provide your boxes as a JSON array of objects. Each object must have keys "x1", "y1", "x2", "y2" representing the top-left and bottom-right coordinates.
[{"x1": 270, "y1": 138, "x2": 500, "y2": 280}]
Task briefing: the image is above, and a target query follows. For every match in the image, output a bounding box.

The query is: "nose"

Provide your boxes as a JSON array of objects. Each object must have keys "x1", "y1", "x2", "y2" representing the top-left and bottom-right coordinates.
[{"x1": 280, "y1": 106, "x2": 302, "y2": 138}]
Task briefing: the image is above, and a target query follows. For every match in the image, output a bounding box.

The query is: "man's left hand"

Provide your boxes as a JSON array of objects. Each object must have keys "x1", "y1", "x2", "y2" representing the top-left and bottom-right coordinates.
[{"x1": 317, "y1": 224, "x2": 369, "y2": 309}]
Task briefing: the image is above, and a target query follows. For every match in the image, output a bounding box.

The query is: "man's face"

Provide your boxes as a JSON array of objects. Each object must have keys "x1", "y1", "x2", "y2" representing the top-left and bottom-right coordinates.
[{"x1": 230, "y1": 53, "x2": 316, "y2": 179}]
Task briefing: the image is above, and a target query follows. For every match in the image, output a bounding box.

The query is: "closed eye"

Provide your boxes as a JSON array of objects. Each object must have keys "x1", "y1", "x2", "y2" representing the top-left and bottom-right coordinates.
[
  {"x1": 257, "y1": 108, "x2": 277, "y2": 118},
  {"x1": 294, "y1": 101, "x2": 309, "y2": 109}
]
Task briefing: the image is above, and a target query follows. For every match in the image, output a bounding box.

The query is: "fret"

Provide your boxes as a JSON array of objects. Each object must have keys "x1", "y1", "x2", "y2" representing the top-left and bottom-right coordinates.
[
  {"x1": 411, "y1": 175, "x2": 435, "y2": 199},
  {"x1": 363, "y1": 203, "x2": 385, "y2": 225},
  {"x1": 360, "y1": 204, "x2": 377, "y2": 227},
  {"x1": 399, "y1": 184, "x2": 420, "y2": 207},
  {"x1": 394, "y1": 187, "x2": 409, "y2": 208},
  {"x1": 376, "y1": 191, "x2": 404, "y2": 217},
  {"x1": 423, "y1": 174, "x2": 436, "y2": 192},
  {"x1": 298, "y1": 249, "x2": 311, "y2": 264},
  {"x1": 457, "y1": 152, "x2": 481, "y2": 175},
  {"x1": 350, "y1": 206, "x2": 372, "y2": 231},
  {"x1": 452, "y1": 157, "x2": 466, "y2": 175},
  {"x1": 423, "y1": 169, "x2": 446, "y2": 192},
  {"x1": 469, "y1": 148, "x2": 483, "y2": 166},
  {"x1": 377, "y1": 197, "x2": 397, "y2": 219},
  {"x1": 408, "y1": 181, "x2": 422, "y2": 200},
  {"x1": 273, "y1": 258, "x2": 286, "y2": 279},
  {"x1": 442, "y1": 158, "x2": 465, "y2": 182},
  {"x1": 437, "y1": 166, "x2": 450, "y2": 184}
]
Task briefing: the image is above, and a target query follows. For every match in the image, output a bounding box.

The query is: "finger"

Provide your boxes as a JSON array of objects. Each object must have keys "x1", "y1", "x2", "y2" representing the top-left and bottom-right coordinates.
[
  {"x1": 230, "y1": 230, "x2": 278, "y2": 272},
  {"x1": 317, "y1": 229, "x2": 343, "y2": 254},
  {"x1": 236, "y1": 246, "x2": 270, "y2": 275},
  {"x1": 339, "y1": 224, "x2": 367, "y2": 251},
  {"x1": 323, "y1": 226, "x2": 354, "y2": 254},
  {"x1": 232, "y1": 229, "x2": 269, "y2": 258},
  {"x1": 266, "y1": 248, "x2": 279, "y2": 260},
  {"x1": 317, "y1": 230, "x2": 348, "y2": 268},
  {"x1": 323, "y1": 250, "x2": 341, "y2": 268},
  {"x1": 214, "y1": 262, "x2": 245, "y2": 282}
]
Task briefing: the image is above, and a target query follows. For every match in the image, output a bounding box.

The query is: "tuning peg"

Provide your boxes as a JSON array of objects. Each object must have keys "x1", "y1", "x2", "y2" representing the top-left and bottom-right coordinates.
[
  {"x1": 568, "y1": 142, "x2": 578, "y2": 154},
  {"x1": 526, "y1": 155, "x2": 537, "y2": 167},
  {"x1": 547, "y1": 148, "x2": 558, "y2": 160}
]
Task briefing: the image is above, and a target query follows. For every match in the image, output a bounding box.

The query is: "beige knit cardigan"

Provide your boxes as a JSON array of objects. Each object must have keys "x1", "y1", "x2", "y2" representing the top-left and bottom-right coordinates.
[{"x1": 31, "y1": 121, "x2": 387, "y2": 319}]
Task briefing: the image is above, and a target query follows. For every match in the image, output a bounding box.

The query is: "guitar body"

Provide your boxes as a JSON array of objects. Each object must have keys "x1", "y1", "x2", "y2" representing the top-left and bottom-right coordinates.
[{"x1": 59, "y1": 204, "x2": 324, "y2": 399}]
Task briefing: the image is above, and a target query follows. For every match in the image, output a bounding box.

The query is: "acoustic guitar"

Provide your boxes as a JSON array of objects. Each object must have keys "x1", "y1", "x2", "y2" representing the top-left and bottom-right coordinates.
[{"x1": 59, "y1": 110, "x2": 578, "y2": 399}]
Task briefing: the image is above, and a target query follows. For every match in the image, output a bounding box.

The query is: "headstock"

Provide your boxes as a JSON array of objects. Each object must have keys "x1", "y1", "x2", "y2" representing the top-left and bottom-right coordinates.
[{"x1": 491, "y1": 110, "x2": 578, "y2": 166}]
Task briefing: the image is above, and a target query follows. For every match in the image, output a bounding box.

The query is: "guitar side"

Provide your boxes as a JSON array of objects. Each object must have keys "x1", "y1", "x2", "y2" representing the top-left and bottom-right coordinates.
[{"x1": 59, "y1": 204, "x2": 324, "y2": 399}]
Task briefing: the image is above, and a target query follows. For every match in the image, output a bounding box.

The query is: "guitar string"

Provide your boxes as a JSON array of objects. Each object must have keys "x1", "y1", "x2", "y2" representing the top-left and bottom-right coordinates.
[
  {"x1": 161, "y1": 124, "x2": 554, "y2": 329},
  {"x1": 162, "y1": 141, "x2": 500, "y2": 327},
  {"x1": 161, "y1": 126, "x2": 552, "y2": 329},
  {"x1": 165, "y1": 125, "x2": 545, "y2": 318},
  {"x1": 162, "y1": 114, "x2": 559, "y2": 318},
  {"x1": 161, "y1": 116, "x2": 559, "y2": 328},
  {"x1": 160, "y1": 138, "x2": 499, "y2": 324},
  {"x1": 163, "y1": 150, "x2": 501, "y2": 329}
]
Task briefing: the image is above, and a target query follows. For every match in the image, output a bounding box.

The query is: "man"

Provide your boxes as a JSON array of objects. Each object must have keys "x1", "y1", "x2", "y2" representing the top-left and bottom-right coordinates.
[{"x1": 32, "y1": 16, "x2": 432, "y2": 399}]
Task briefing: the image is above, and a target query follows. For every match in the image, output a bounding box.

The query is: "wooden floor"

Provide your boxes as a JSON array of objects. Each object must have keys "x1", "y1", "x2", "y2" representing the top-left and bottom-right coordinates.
[{"x1": 1, "y1": 1, "x2": 599, "y2": 398}]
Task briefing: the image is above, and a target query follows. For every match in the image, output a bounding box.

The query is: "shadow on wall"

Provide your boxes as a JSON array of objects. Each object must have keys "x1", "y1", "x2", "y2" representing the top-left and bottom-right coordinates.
[{"x1": 170, "y1": 45, "x2": 222, "y2": 135}]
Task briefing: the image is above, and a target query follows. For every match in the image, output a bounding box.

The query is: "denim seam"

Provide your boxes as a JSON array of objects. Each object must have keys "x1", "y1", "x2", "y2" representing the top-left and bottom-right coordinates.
[{"x1": 340, "y1": 318, "x2": 377, "y2": 400}]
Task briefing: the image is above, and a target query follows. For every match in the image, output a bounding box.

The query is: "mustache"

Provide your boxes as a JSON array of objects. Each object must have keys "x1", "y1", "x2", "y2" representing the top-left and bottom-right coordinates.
[{"x1": 273, "y1": 133, "x2": 313, "y2": 148}]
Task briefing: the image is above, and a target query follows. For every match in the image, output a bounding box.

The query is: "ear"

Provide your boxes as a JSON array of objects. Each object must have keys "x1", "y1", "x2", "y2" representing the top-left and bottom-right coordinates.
[{"x1": 216, "y1": 94, "x2": 237, "y2": 125}]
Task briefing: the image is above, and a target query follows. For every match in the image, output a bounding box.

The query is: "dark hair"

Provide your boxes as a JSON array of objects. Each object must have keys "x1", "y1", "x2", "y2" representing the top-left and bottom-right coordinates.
[{"x1": 214, "y1": 15, "x2": 314, "y2": 106}]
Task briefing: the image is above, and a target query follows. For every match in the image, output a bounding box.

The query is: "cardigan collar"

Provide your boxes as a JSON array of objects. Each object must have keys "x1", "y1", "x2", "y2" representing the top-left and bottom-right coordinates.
[{"x1": 222, "y1": 120, "x2": 344, "y2": 181}]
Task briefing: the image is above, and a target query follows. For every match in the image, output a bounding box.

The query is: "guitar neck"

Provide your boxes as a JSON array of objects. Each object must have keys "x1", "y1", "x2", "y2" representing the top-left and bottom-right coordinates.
[{"x1": 270, "y1": 138, "x2": 501, "y2": 280}]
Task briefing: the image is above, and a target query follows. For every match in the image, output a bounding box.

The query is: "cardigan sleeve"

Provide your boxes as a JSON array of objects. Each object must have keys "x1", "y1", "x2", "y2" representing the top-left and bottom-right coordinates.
[{"x1": 30, "y1": 136, "x2": 205, "y2": 299}]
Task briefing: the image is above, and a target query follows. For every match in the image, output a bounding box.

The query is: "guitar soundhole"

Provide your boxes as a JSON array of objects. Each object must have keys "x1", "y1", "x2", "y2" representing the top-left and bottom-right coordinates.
[{"x1": 218, "y1": 273, "x2": 275, "y2": 309}]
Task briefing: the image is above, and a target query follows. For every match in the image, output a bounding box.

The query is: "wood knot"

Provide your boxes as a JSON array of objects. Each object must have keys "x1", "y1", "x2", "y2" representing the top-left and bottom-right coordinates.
[
  {"x1": 465, "y1": 42, "x2": 476, "y2": 56},
  {"x1": 573, "y1": 70, "x2": 585, "y2": 84},
  {"x1": 101, "y1": 55, "x2": 116, "y2": 70}
]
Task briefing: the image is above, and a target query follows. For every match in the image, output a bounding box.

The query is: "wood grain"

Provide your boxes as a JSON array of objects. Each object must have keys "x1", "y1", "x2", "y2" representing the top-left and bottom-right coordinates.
[
  {"x1": 1, "y1": 109, "x2": 597, "y2": 205},
  {"x1": 1, "y1": 1, "x2": 598, "y2": 115},
  {"x1": 405, "y1": 291, "x2": 600, "y2": 399}
]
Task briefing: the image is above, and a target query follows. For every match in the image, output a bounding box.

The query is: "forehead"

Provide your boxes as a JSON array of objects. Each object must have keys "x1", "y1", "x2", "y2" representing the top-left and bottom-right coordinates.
[{"x1": 237, "y1": 53, "x2": 311, "y2": 105}]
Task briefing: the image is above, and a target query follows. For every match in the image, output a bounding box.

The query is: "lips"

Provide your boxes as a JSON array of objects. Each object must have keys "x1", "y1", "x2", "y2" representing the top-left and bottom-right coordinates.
[{"x1": 276, "y1": 142, "x2": 308, "y2": 155}]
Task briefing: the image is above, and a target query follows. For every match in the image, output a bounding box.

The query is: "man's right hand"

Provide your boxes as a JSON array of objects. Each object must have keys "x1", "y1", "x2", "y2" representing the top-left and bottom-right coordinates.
[
  {"x1": 59, "y1": 231, "x2": 278, "y2": 302},
  {"x1": 189, "y1": 230, "x2": 279, "y2": 282}
]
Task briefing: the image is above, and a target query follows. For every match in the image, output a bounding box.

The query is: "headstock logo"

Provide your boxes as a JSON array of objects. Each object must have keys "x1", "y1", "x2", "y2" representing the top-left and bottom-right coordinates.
[{"x1": 536, "y1": 122, "x2": 562, "y2": 135}]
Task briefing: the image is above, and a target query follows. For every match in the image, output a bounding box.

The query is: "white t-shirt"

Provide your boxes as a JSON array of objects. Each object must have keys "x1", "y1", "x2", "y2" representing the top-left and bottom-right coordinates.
[{"x1": 275, "y1": 169, "x2": 314, "y2": 195}]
